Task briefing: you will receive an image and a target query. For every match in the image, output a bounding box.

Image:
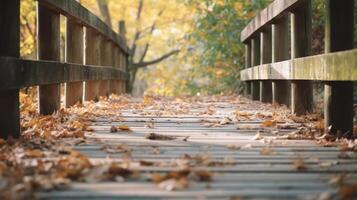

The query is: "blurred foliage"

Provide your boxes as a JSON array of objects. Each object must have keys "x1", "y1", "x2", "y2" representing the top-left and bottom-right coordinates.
[{"x1": 20, "y1": 0, "x2": 36, "y2": 58}]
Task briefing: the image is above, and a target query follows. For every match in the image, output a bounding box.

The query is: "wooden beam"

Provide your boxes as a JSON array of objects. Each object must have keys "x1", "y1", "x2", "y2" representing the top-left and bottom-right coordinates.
[
  {"x1": 324, "y1": 0, "x2": 354, "y2": 137},
  {"x1": 39, "y1": 0, "x2": 130, "y2": 55},
  {"x1": 0, "y1": 57, "x2": 129, "y2": 91},
  {"x1": 290, "y1": 1, "x2": 313, "y2": 115},
  {"x1": 240, "y1": 49, "x2": 357, "y2": 81},
  {"x1": 65, "y1": 18, "x2": 84, "y2": 108},
  {"x1": 37, "y1": 2, "x2": 61, "y2": 115},
  {"x1": 241, "y1": 0, "x2": 304, "y2": 42},
  {"x1": 272, "y1": 16, "x2": 290, "y2": 107},
  {"x1": 0, "y1": 0, "x2": 20, "y2": 138}
]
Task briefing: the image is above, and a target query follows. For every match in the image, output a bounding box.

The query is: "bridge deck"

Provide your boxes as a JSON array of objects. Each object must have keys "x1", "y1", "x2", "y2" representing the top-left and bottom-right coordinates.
[{"x1": 38, "y1": 96, "x2": 357, "y2": 200}]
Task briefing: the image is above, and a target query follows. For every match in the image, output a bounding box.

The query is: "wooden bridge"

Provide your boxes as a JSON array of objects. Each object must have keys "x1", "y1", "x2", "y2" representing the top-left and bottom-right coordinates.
[{"x1": 0, "y1": 0, "x2": 357, "y2": 199}]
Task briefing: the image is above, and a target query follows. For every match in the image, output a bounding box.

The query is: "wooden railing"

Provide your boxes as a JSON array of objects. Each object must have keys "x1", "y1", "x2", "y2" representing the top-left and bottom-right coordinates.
[
  {"x1": 240, "y1": 0, "x2": 356, "y2": 137},
  {"x1": 0, "y1": 0, "x2": 130, "y2": 138}
]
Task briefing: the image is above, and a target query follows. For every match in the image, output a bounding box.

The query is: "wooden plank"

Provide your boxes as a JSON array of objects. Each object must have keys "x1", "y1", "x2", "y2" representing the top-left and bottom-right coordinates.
[
  {"x1": 0, "y1": 0, "x2": 21, "y2": 138},
  {"x1": 241, "y1": 0, "x2": 304, "y2": 42},
  {"x1": 65, "y1": 18, "x2": 84, "y2": 107},
  {"x1": 37, "y1": 1, "x2": 61, "y2": 115},
  {"x1": 0, "y1": 57, "x2": 129, "y2": 91},
  {"x1": 39, "y1": 0, "x2": 130, "y2": 55}
]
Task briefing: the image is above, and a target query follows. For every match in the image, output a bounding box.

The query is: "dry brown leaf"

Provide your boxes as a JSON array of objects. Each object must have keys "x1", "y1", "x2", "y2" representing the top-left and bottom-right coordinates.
[
  {"x1": 146, "y1": 133, "x2": 175, "y2": 141},
  {"x1": 25, "y1": 149, "x2": 44, "y2": 158},
  {"x1": 110, "y1": 126, "x2": 118, "y2": 133},
  {"x1": 252, "y1": 132, "x2": 263, "y2": 140},
  {"x1": 118, "y1": 125, "x2": 132, "y2": 131},
  {"x1": 293, "y1": 158, "x2": 307, "y2": 171},
  {"x1": 339, "y1": 184, "x2": 357, "y2": 200},
  {"x1": 261, "y1": 120, "x2": 276, "y2": 127},
  {"x1": 329, "y1": 174, "x2": 346, "y2": 185},
  {"x1": 0, "y1": 138, "x2": 6, "y2": 146},
  {"x1": 220, "y1": 117, "x2": 232, "y2": 125},
  {"x1": 260, "y1": 147, "x2": 272, "y2": 155},
  {"x1": 194, "y1": 170, "x2": 212, "y2": 182},
  {"x1": 158, "y1": 177, "x2": 189, "y2": 191},
  {"x1": 226, "y1": 144, "x2": 241, "y2": 150}
]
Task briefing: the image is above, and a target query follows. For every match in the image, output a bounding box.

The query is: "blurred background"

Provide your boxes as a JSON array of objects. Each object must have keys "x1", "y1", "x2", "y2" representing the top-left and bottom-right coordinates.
[{"x1": 19, "y1": 0, "x2": 357, "y2": 99}]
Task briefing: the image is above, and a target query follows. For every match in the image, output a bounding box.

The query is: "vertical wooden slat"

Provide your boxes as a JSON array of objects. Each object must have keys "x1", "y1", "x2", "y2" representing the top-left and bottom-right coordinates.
[
  {"x1": 64, "y1": 18, "x2": 84, "y2": 107},
  {"x1": 324, "y1": 0, "x2": 354, "y2": 136},
  {"x1": 37, "y1": 2, "x2": 61, "y2": 115},
  {"x1": 251, "y1": 36, "x2": 260, "y2": 101},
  {"x1": 291, "y1": 1, "x2": 313, "y2": 115},
  {"x1": 84, "y1": 28, "x2": 100, "y2": 101},
  {"x1": 0, "y1": 0, "x2": 20, "y2": 138},
  {"x1": 260, "y1": 28, "x2": 272, "y2": 103},
  {"x1": 272, "y1": 16, "x2": 290, "y2": 106},
  {"x1": 244, "y1": 43, "x2": 252, "y2": 97},
  {"x1": 99, "y1": 36, "x2": 110, "y2": 97}
]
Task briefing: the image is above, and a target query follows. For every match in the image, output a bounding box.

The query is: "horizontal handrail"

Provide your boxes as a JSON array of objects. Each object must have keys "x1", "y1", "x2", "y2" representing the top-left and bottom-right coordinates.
[
  {"x1": 241, "y1": 0, "x2": 305, "y2": 42},
  {"x1": 0, "y1": 57, "x2": 129, "y2": 91},
  {"x1": 240, "y1": 49, "x2": 357, "y2": 81},
  {"x1": 39, "y1": 0, "x2": 130, "y2": 55}
]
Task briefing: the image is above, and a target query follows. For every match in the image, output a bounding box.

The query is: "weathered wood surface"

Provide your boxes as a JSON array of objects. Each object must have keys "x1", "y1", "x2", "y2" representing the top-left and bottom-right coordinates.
[
  {"x1": 0, "y1": 1, "x2": 21, "y2": 138},
  {"x1": 240, "y1": 49, "x2": 357, "y2": 81},
  {"x1": 241, "y1": 0, "x2": 304, "y2": 42},
  {"x1": 0, "y1": 57, "x2": 129, "y2": 91},
  {"x1": 39, "y1": 0, "x2": 129, "y2": 54},
  {"x1": 38, "y1": 97, "x2": 357, "y2": 200}
]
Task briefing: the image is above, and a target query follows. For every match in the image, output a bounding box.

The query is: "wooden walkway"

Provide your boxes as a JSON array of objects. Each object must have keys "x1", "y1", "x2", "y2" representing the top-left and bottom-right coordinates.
[{"x1": 38, "y1": 96, "x2": 357, "y2": 200}]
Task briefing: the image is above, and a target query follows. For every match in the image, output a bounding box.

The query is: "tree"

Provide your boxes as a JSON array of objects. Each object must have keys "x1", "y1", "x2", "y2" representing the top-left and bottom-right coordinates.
[{"x1": 95, "y1": 0, "x2": 183, "y2": 93}]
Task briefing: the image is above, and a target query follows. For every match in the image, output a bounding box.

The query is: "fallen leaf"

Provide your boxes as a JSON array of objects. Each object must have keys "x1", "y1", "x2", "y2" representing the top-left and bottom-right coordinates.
[
  {"x1": 158, "y1": 177, "x2": 189, "y2": 191},
  {"x1": 261, "y1": 120, "x2": 276, "y2": 127},
  {"x1": 329, "y1": 174, "x2": 346, "y2": 185},
  {"x1": 339, "y1": 184, "x2": 357, "y2": 200},
  {"x1": 194, "y1": 170, "x2": 212, "y2": 182},
  {"x1": 220, "y1": 117, "x2": 232, "y2": 125},
  {"x1": 252, "y1": 132, "x2": 263, "y2": 140},
  {"x1": 118, "y1": 125, "x2": 132, "y2": 131},
  {"x1": 293, "y1": 158, "x2": 307, "y2": 171},
  {"x1": 110, "y1": 126, "x2": 118, "y2": 133},
  {"x1": 226, "y1": 144, "x2": 241, "y2": 150},
  {"x1": 260, "y1": 147, "x2": 272, "y2": 155},
  {"x1": 146, "y1": 133, "x2": 175, "y2": 141}
]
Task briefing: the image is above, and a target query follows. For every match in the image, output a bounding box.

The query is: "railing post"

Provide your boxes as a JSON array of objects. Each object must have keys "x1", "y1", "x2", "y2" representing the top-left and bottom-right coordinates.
[
  {"x1": 251, "y1": 36, "x2": 260, "y2": 101},
  {"x1": 244, "y1": 42, "x2": 252, "y2": 97},
  {"x1": 260, "y1": 28, "x2": 272, "y2": 103},
  {"x1": 324, "y1": 0, "x2": 354, "y2": 136},
  {"x1": 84, "y1": 28, "x2": 100, "y2": 101},
  {"x1": 65, "y1": 18, "x2": 84, "y2": 107},
  {"x1": 290, "y1": 0, "x2": 313, "y2": 115},
  {"x1": 37, "y1": 2, "x2": 61, "y2": 115},
  {"x1": 0, "y1": 0, "x2": 20, "y2": 138},
  {"x1": 272, "y1": 16, "x2": 291, "y2": 106}
]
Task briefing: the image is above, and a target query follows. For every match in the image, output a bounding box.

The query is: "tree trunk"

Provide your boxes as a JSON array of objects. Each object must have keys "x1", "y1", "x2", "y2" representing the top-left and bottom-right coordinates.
[{"x1": 97, "y1": 0, "x2": 112, "y2": 28}]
